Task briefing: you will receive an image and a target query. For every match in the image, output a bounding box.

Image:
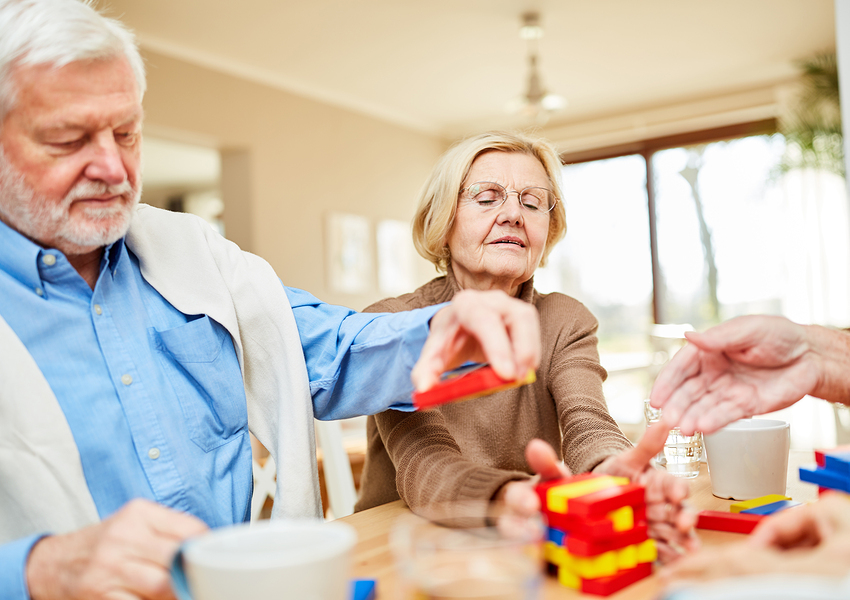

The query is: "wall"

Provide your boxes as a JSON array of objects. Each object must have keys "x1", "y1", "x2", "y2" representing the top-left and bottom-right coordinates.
[{"x1": 140, "y1": 50, "x2": 444, "y2": 310}]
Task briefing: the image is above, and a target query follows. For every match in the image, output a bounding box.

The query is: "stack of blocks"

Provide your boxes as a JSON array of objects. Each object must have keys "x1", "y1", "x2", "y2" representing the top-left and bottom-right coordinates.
[
  {"x1": 799, "y1": 445, "x2": 850, "y2": 493},
  {"x1": 535, "y1": 474, "x2": 656, "y2": 596}
]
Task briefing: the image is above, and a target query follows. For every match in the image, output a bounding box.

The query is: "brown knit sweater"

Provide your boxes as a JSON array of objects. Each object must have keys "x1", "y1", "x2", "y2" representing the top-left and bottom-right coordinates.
[{"x1": 354, "y1": 267, "x2": 632, "y2": 513}]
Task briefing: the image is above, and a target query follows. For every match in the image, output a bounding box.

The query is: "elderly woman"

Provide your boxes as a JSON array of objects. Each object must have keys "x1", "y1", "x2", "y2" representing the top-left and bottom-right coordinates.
[{"x1": 355, "y1": 132, "x2": 694, "y2": 560}]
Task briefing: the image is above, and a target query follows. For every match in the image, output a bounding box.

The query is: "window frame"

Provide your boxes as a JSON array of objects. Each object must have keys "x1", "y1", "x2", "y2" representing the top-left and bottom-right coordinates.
[{"x1": 560, "y1": 118, "x2": 778, "y2": 323}]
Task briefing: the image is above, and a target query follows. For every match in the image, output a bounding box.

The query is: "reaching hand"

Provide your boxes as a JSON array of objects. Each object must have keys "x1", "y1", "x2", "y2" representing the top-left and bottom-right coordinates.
[
  {"x1": 498, "y1": 430, "x2": 697, "y2": 564},
  {"x1": 26, "y1": 499, "x2": 208, "y2": 600},
  {"x1": 592, "y1": 423, "x2": 698, "y2": 563},
  {"x1": 649, "y1": 315, "x2": 822, "y2": 435},
  {"x1": 660, "y1": 493, "x2": 850, "y2": 586},
  {"x1": 412, "y1": 289, "x2": 541, "y2": 392}
]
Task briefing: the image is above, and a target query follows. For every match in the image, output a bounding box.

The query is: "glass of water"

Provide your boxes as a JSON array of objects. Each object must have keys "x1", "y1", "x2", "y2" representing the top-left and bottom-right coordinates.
[
  {"x1": 391, "y1": 502, "x2": 543, "y2": 600},
  {"x1": 643, "y1": 399, "x2": 702, "y2": 478}
]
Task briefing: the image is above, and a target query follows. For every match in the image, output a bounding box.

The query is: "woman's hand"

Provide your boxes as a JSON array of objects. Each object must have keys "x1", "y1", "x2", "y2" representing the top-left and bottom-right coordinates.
[
  {"x1": 497, "y1": 430, "x2": 698, "y2": 564},
  {"x1": 592, "y1": 423, "x2": 698, "y2": 563}
]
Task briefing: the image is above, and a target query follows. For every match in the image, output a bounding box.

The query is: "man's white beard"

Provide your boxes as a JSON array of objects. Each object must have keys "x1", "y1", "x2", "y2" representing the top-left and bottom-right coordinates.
[{"x1": 0, "y1": 147, "x2": 141, "y2": 255}]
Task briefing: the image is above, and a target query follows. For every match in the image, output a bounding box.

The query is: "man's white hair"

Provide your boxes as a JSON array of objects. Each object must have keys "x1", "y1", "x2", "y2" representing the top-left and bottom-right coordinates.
[{"x1": 0, "y1": 0, "x2": 145, "y2": 120}]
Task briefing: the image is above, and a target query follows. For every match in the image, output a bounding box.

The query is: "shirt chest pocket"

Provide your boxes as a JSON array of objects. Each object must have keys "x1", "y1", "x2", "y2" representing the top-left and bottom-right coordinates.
[{"x1": 151, "y1": 316, "x2": 248, "y2": 452}]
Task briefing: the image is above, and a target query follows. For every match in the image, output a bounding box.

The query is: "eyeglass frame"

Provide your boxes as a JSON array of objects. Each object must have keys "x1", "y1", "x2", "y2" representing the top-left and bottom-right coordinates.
[{"x1": 459, "y1": 180, "x2": 559, "y2": 214}]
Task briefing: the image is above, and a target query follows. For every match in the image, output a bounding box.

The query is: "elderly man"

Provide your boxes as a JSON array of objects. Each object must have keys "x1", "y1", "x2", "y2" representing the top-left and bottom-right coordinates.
[{"x1": 0, "y1": 1, "x2": 540, "y2": 598}]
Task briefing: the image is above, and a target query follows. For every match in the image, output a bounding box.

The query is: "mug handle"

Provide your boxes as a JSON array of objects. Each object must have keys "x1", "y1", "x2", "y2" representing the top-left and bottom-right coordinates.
[{"x1": 170, "y1": 546, "x2": 193, "y2": 600}]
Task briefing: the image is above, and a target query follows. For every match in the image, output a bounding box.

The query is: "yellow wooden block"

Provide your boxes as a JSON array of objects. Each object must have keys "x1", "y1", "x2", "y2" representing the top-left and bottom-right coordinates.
[
  {"x1": 547, "y1": 476, "x2": 629, "y2": 513},
  {"x1": 730, "y1": 494, "x2": 791, "y2": 513},
  {"x1": 544, "y1": 541, "x2": 567, "y2": 566},
  {"x1": 557, "y1": 566, "x2": 581, "y2": 589},
  {"x1": 636, "y1": 539, "x2": 657, "y2": 564},
  {"x1": 608, "y1": 505, "x2": 634, "y2": 531},
  {"x1": 572, "y1": 550, "x2": 618, "y2": 579},
  {"x1": 617, "y1": 544, "x2": 638, "y2": 570}
]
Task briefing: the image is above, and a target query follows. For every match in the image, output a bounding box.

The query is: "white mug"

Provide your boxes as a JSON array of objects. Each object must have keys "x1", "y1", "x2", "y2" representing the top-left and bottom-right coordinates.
[
  {"x1": 704, "y1": 418, "x2": 790, "y2": 500},
  {"x1": 171, "y1": 519, "x2": 357, "y2": 600}
]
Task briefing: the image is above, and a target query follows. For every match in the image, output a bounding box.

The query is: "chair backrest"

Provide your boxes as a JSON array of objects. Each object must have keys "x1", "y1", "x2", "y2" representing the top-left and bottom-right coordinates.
[{"x1": 315, "y1": 419, "x2": 357, "y2": 519}]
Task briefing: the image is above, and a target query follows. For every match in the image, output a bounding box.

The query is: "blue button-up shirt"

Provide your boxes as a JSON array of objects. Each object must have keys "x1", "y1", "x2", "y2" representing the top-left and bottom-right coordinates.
[{"x1": 0, "y1": 218, "x2": 438, "y2": 599}]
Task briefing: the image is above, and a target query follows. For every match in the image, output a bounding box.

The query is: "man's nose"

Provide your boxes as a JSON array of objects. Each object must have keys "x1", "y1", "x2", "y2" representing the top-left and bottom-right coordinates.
[{"x1": 83, "y1": 133, "x2": 129, "y2": 186}]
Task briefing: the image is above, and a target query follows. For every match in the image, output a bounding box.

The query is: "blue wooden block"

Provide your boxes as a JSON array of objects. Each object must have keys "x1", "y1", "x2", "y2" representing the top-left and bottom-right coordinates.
[
  {"x1": 547, "y1": 526, "x2": 566, "y2": 546},
  {"x1": 740, "y1": 499, "x2": 802, "y2": 515},
  {"x1": 799, "y1": 465, "x2": 850, "y2": 493},
  {"x1": 824, "y1": 452, "x2": 850, "y2": 476},
  {"x1": 351, "y1": 579, "x2": 376, "y2": 600}
]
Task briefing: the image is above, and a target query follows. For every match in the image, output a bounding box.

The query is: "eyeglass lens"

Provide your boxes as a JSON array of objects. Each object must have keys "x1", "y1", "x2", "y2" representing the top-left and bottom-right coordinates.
[{"x1": 465, "y1": 182, "x2": 554, "y2": 213}]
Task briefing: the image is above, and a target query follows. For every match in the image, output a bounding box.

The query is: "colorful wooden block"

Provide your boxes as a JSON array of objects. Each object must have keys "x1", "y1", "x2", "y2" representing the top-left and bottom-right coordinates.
[
  {"x1": 580, "y1": 562, "x2": 653, "y2": 597},
  {"x1": 824, "y1": 452, "x2": 850, "y2": 476},
  {"x1": 546, "y1": 526, "x2": 566, "y2": 546},
  {"x1": 567, "y1": 483, "x2": 645, "y2": 519},
  {"x1": 547, "y1": 476, "x2": 629, "y2": 513},
  {"x1": 799, "y1": 465, "x2": 850, "y2": 493},
  {"x1": 545, "y1": 510, "x2": 617, "y2": 540},
  {"x1": 535, "y1": 475, "x2": 597, "y2": 512},
  {"x1": 544, "y1": 541, "x2": 567, "y2": 566},
  {"x1": 616, "y1": 544, "x2": 638, "y2": 570},
  {"x1": 412, "y1": 364, "x2": 535, "y2": 410},
  {"x1": 696, "y1": 510, "x2": 764, "y2": 534},
  {"x1": 740, "y1": 499, "x2": 802, "y2": 516},
  {"x1": 730, "y1": 494, "x2": 791, "y2": 513},
  {"x1": 570, "y1": 550, "x2": 619, "y2": 579},
  {"x1": 635, "y1": 538, "x2": 657, "y2": 564},
  {"x1": 557, "y1": 566, "x2": 581, "y2": 589},
  {"x1": 350, "y1": 579, "x2": 376, "y2": 600},
  {"x1": 815, "y1": 444, "x2": 850, "y2": 467},
  {"x1": 608, "y1": 506, "x2": 634, "y2": 532},
  {"x1": 566, "y1": 524, "x2": 649, "y2": 557}
]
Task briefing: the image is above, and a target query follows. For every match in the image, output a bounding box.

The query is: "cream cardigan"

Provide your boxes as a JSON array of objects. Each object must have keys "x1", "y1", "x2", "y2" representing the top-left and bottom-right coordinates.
[{"x1": 0, "y1": 205, "x2": 319, "y2": 544}]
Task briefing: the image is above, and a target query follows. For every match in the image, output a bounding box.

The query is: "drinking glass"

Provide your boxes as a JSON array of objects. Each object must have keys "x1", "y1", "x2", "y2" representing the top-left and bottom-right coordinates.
[
  {"x1": 643, "y1": 399, "x2": 702, "y2": 478},
  {"x1": 391, "y1": 502, "x2": 543, "y2": 600}
]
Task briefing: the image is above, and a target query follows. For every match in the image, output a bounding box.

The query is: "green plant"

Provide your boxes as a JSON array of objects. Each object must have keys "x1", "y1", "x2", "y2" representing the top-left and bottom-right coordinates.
[{"x1": 779, "y1": 52, "x2": 844, "y2": 177}]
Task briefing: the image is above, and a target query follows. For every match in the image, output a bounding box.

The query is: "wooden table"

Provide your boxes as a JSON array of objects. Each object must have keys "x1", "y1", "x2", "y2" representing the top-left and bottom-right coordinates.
[{"x1": 340, "y1": 450, "x2": 817, "y2": 599}]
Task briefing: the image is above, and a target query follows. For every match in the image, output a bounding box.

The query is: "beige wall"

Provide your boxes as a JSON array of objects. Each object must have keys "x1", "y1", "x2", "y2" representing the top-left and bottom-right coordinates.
[{"x1": 140, "y1": 50, "x2": 444, "y2": 310}]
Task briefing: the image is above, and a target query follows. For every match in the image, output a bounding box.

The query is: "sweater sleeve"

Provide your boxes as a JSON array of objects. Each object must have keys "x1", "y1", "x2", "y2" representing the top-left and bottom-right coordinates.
[
  {"x1": 374, "y1": 409, "x2": 531, "y2": 512},
  {"x1": 545, "y1": 297, "x2": 633, "y2": 474}
]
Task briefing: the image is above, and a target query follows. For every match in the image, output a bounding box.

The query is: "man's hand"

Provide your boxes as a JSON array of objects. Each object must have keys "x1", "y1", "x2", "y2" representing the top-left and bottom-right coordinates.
[
  {"x1": 649, "y1": 315, "x2": 822, "y2": 435},
  {"x1": 26, "y1": 499, "x2": 208, "y2": 600},
  {"x1": 412, "y1": 289, "x2": 540, "y2": 392},
  {"x1": 591, "y1": 423, "x2": 698, "y2": 563}
]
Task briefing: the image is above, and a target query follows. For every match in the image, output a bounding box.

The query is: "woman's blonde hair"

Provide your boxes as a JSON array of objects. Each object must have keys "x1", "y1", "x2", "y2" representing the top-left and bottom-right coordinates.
[{"x1": 412, "y1": 131, "x2": 567, "y2": 272}]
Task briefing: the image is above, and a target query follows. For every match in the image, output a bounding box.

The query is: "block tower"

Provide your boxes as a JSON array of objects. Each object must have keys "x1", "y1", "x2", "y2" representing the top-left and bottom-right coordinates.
[
  {"x1": 535, "y1": 474, "x2": 656, "y2": 596},
  {"x1": 799, "y1": 445, "x2": 850, "y2": 493}
]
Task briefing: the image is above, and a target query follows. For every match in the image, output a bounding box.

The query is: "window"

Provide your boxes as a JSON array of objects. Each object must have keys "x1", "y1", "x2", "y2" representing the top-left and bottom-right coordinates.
[{"x1": 538, "y1": 120, "x2": 850, "y2": 447}]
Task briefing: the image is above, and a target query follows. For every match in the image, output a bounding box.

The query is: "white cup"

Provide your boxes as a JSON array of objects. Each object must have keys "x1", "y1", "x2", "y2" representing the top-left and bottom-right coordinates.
[
  {"x1": 171, "y1": 520, "x2": 357, "y2": 600},
  {"x1": 703, "y1": 418, "x2": 790, "y2": 500}
]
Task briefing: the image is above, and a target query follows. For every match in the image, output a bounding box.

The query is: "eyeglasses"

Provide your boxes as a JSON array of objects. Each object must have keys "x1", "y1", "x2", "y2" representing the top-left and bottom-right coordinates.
[{"x1": 460, "y1": 181, "x2": 558, "y2": 214}]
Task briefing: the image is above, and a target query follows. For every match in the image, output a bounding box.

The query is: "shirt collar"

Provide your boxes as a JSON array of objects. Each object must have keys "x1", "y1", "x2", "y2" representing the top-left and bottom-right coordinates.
[{"x1": 0, "y1": 218, "x2": 126, "y2": 288}]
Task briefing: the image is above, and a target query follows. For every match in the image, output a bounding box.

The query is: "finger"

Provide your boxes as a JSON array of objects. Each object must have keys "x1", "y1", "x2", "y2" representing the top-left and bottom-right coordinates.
[
  {"x1": 649, "y1": 342, "x2": 703, "y2": 408},
  {"x1": 114, "y1": 559, "x2": 178, "y2": 600},
  {"x1": 525, "y1": 438, "x2": 571, "y2": 481},
  {"x1": 502, "y1": 481, "x2": 540, "y2": 516}
]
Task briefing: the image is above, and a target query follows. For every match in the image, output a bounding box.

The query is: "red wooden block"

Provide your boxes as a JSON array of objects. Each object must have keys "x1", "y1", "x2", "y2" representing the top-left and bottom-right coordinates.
[
  {"x1": 580, "y1": 561, "x2": 653, "y2": 596},
  {"x1": 696, "y1": 510, "x2": 764, "y2": 534},
  {"x1": 567, "y1": 483, "x2": 645, "y2": 519},
  {"x1": 535, "y1": 474, "x2": 600, "y2": 513},
  {"x1": 634, "y1": 503, "x2": 647, "y2": 525},
  {"x1": 545, "y1": 511, "x2": 617, "y2": 540},
  {"x1": 412, "y1": 364, "x2": 535, "y2": 410},
  {"x1": 814, "y1": 444, "x2": 850, "y2": 468},
  {"x1": 566, "y1": 524, "x2": 649, "y2": 557}
]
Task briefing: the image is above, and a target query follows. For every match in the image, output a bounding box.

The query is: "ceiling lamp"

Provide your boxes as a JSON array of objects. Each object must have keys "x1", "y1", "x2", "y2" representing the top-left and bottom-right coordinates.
[{"x1": 508, "y1": 12, "x2": 567, "y2": 123}]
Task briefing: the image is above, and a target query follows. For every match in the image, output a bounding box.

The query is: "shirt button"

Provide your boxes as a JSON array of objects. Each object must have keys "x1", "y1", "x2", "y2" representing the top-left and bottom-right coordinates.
[
  {"x1": 148, "y1": 447, "x2": 161, "y2": 460},
  {"x1": 121, "y1": 374, "x2": 133, "y2": 386},
  {"x1": 41, "y1": 254, "x2": 56, "y2": 266},
  {"x1": 94, "y1": 304, "x2": 103, "y2": 315},
  {"x1": 35, "y1": 287, "x2": 44, "y2": 297}
]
